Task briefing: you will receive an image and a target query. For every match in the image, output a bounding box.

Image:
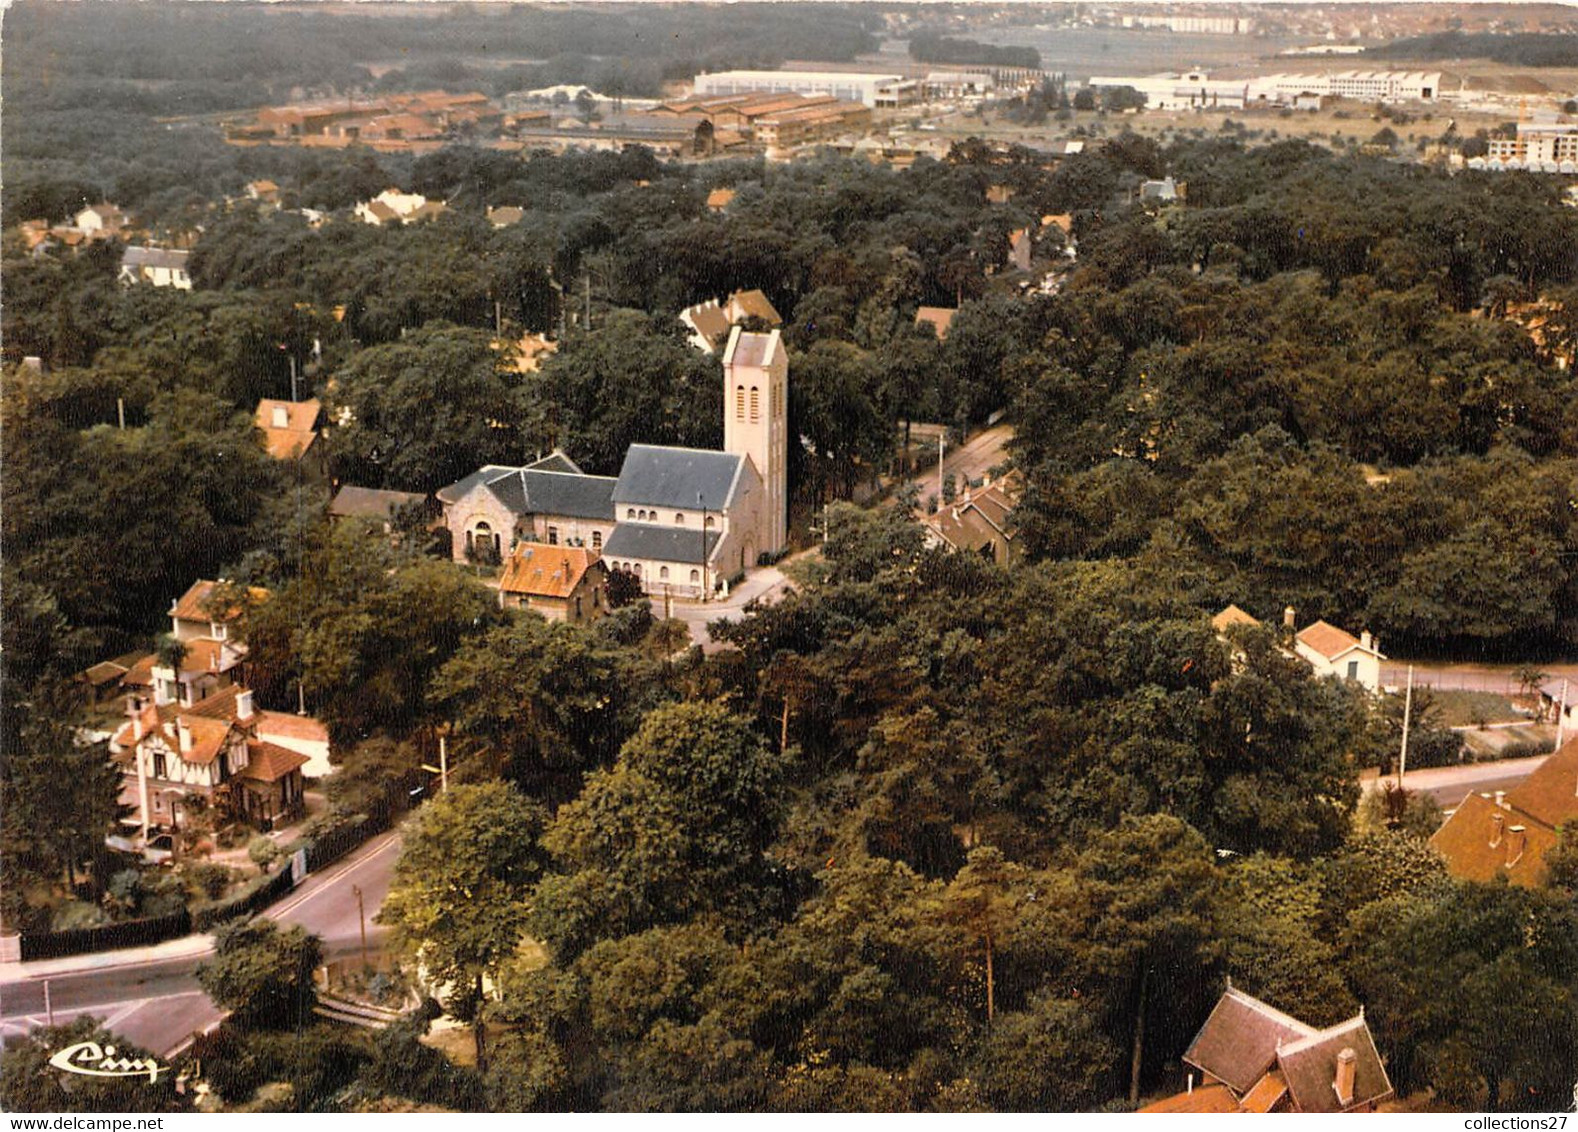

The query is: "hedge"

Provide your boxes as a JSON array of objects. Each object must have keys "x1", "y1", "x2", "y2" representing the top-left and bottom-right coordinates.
[{"x1": 19, "y1": 908, "x2": 192, "y2": 961}]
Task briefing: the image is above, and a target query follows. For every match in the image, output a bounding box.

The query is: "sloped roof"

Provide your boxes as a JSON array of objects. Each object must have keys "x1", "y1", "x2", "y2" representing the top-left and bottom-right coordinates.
[
  {"x1": 727, "y1": 289, "x2": 782, "y2": 326},
  {"x1": 915, "y1": 306, "x2": 958, "y2": 339},
  {"x1": 613, "y1": 445, "x2": 745, "y2": 511},
  {"x1": 241, "y1": 740, "x2": 310, "y2": 783},
  {"x1": 499, "y1": 545, "x2": 604, "y2": 600},
  {"x1": 256, "y1": 710, "x2": 330, "y2": 745},
  {"x1": 1296, "y1": 620, "x2": 1372, "y2": 660},
  {"x1": 1239, "y1": 1069, "x2": 1289, "y2": 1113},
  {"x1": 603, "y1": 524, "x2": 720, "y2": 566},
  {"x1": 171, "y1": 580, "x2": 267, "y2": 625},
  {"x1": 1138, "y1": 1083, "x2": 1243, "y2": 1113},
  {"x1": 526, "y1": 451, "x2": 583, "y2": 475},
  {"x1": 1184, "y1": 987, "x2": 1315, "y2": 1096},
  {"x1": 1505, "y1": 735, "x2": 1578, "y2": 830},
  {"x1": 256, "y1": 398, "x2": 321, "y2": 460},
  {"x1": 1276, "y1": 1017, "x2": 1393, "y2": 1113},
  {"x1": 82, "y1": 659, "x2": 132, "y2": 688},
  {"x1": 682, "y1": 302, "x2": 733, "y2": 349},
  {"x1": 437, "y1": 465, "x2": 616, "y2": 521},
  {"x1": 121, "y1": 246, "x2": 189, "y2": 271},
  {"x1": 329, "y1": 485, "x2": 428, "y2": 519},
  {"x1": 706, "y1": 187, "x2": 736, "y2": 209},
  {"x1": 1430, "y1": 792, "x2": 1558, "y2": 887},
  {"x1": 1212, "y1": 604, "x2": 1261, "y2": 632}
]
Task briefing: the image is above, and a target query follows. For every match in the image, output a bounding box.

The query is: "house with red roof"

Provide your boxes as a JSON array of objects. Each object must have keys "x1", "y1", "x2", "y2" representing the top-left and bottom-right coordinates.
[
  {"x1": 1141, "y1": 985, "x2": 1393, "y2": 1114},
  {"x1": 111, "y1": 685, "x2": 308, "y2": 835},
  {"x1": 1430, "y1": 736, "x2": 1578, "y2": 887},
  {"x1": 498, "y1": 545, "x2": 609, "y2": 624}
]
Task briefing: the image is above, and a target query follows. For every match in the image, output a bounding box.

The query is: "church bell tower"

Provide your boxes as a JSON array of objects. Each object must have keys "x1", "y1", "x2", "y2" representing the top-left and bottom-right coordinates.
[{"x1": 722, "y1": 326, "x2": 788, "y2": 557}]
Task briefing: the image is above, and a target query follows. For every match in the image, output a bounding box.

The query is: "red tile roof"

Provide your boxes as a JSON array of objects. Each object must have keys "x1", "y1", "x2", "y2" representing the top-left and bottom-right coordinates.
[
  {"x1": 915, "y1": 306, "x2": 957, "y2": 339},
  {"x1": 1295, "y1": 620, "x2": 1363, "y2": 660},
  {"x1": 1431, "y1": 738, "x2": 1578, "y2": 886},
  {"x1": 1139, "y1": 1083, "x2": 1242, "y2": 1113},
  {"x1": 499, "y1": 545, "x2": 603, "y2": 601},
  {"x1": 171, "y1": 580, "x2": 267, "y2": 625},
  {"x1": 241, "y1": 740, "x2": 310, "y2": 782},
  {"x1": 1212, "y1": 604, "x2": 1261, "y2": 632}
]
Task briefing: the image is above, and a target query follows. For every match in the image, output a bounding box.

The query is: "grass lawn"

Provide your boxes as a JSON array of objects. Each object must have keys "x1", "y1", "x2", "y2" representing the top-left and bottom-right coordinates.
[{"x1": 1430, "y1": 689, "x2": 1521, "y2": 728}]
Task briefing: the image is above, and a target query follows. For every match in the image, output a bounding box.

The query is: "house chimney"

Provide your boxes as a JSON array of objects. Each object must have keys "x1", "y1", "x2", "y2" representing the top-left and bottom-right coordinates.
[
  {"x1": 178, "y1": 719, "x2": 193, "y2": 754},
  {"x1": 237, "y1": 689, "x2": 255, "y2": 721},
  {"x1": 1283, "y1": 606, "x2": 1296, "y2": 629},
  {"x1": 1494, "y1": 790, "x2": 1506, "y2": 810},
  {"x1": 1491, "y1": 811, "x2": 1504, "y2": 847},
  {"x1": 272, "y1": 405, "x2": 289, "y2": 429},
  {"x1": 1334, "y1": 1047, "x2": 1357, "y2": 1107},
  {"x1": 1360, "y1": 630, "x2": 1372, "y2": 651},
  {"x1": 1506, "y1": 825, "x2": 1527, "y2": 865}
]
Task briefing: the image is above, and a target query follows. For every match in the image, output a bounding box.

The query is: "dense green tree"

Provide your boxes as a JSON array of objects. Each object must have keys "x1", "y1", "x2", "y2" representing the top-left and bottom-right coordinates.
[
  {"x1": 197, "y1": 920, "x2": 322, "y2": 1030},
  {"x1": 380, "y1": 781, "x2": 549, "y2": 1072},
  {"x1": 0, "y1": 1018, "x2": 189, "y2": 1113}
]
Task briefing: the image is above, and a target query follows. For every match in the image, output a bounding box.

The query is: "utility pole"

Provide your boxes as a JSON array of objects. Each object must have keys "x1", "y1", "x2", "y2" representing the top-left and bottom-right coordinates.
[
  {"x1": 584, "y1": 273, "x2": 591, "y2": 330},
  {"x1": 43, "y1": 980, "x2": 52, "y2": 1027},
  {"x1": 699, "y1": 492, "x2": 708, "y2": 602},
  {"x1": 1397, "y1": 665, "x2": 1414, "y2": 789},
  {"x1": 117, "y1": 397, "x2": 126, "y2": 430},
  {"x1": 288, "y1": 354, "x2": 298, "y2": 403},
  {"x1": 1557, "y1": 678, "x2": 1570, "y2": 750},
  {"x1": 938, "y1": 432, "x2": 946, "y2": 504},
  {"x1": 439, "y1": 735, "x2": 449, "y2": 794},
  {"x1": 353, "y1": 885, "x2": 369, "y2": 970}
]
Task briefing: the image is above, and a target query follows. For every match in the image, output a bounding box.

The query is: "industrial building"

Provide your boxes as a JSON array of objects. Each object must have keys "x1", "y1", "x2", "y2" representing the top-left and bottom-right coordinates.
[{"x1": 692, "y1": 70, "x2": 916, "y2": 109}]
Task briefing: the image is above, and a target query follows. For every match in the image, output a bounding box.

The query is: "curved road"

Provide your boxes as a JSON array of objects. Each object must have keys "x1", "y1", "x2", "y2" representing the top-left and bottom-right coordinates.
[{"x1": 0, "y1": 828, "x2": 402, "y2": 1057}]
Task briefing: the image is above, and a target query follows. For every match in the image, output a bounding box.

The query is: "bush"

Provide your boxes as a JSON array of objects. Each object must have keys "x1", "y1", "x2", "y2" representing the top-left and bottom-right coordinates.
[
  {"x1": 249, "y1": 836, "x2": 282, "y2": 872},
  {"x1": 184, "y1": 862, "x2": 238, "y2": 902},
  {"x1": 1496, "y1": 738, "x2": 1555, "y2": 762}
]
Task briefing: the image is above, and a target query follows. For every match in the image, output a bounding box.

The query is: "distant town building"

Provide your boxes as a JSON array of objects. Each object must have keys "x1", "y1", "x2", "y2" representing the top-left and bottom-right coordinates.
[
  {"x1": 1122, "y1": 13, "x2": 1251, "y2": 34},
  {"x1": 693, "y1": 69, "x2": 915, "y2": 109},
  {"x1": 119, "y1": 247, "x2": 191, "y2": 289},
  {"x1": 679, "y1": 289, "x2": 783, "y2": 353},
  {"x1": 1482, "y1": 122, "x2": 1578, "y2": 172},
  {"x1": 355, "y1": 188, "x2": 448, "y2": 226},
  {"x1": 254, "y1": 398, "x2": 322, "y2": 462},
  {"x1": 922, "y1": 474, "x2": 1020, "y2": 566}
]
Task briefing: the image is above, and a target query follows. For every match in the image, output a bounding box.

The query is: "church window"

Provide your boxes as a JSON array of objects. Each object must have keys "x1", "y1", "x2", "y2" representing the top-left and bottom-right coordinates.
[
  {"x1": 627, "y1": 508, "x2": 636, "y2": 520},
  {"x1": 591, "y1": 531, "x2": 602, "y2": 551},
  {"x1": 705, "y1": 515, "x2": 716, "y2": 529},
  {"x1": 736, "y1": 385, "x2": 746, "y2": 420},
  {"x1": 675, "y1": 513, "x2": 685, "y2": 525},
  {"x1": 750, "y1": 386, "x2": 760, "y2": 422},
  {"x1": 547, "y1": 526, "x2": 558, "y2": 546},
  {"x1": 660, "y1": 566, "x2": 670, "y2": 581},
  {"x1": 690, "y1": 569, "x2": 700, "y2": 584}
]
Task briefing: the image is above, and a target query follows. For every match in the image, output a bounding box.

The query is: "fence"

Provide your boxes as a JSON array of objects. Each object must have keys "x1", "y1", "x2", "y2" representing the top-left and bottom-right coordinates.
[
  {"x1": 16, "y1": 798, "x2": 399, "y2": 962},
  {"x1": 303, "y1": 803, "x2": 392, "y2": 874},
  {"x1": 191, "y1": 867, "x2": 296, "y2": 933},
  {"x1": 19, "y1": 908, "x2": 192, "y2": 962}
]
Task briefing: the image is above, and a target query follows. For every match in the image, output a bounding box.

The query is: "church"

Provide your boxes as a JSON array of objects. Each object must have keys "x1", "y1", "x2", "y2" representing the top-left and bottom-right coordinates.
[{"x1": 437, "y1": 326, "x2": 788, "y2": 599}]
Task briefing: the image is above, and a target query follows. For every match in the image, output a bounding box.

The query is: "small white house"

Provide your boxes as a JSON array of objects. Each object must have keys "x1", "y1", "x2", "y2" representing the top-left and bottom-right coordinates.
[
  {"x1": 119, "y1": 247, "x2": 192, "y2": 290},
  {"x1": 1294, "y1": 618, "x2": 1384, "y2": 692}
]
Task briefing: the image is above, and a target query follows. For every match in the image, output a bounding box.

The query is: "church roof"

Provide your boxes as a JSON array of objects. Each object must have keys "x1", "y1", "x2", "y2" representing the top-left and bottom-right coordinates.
[
  {"x1": 603, "y1": 523, "x2": 721, "y2": 565},
  {"x1": 437, "y1": 465, "x2": 615, "y2": 521},
  {"x1": 722, "y1": 327, "x2": 781, "y2": 368},
  {"x1": 613, "y1": 445, "x2": 747, "y2": 511}
]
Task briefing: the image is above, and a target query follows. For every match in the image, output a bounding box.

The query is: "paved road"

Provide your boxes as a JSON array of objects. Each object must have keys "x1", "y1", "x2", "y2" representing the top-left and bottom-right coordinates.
[
  {"x1": 1381, "y1": 661, "x2": 1578, "y2": 695},
  {"x1": 666, "y1": 562, "x2": 797, "y2": 649},
  {"x1": 898, "y1": 423, "x2": 1015, "y2": 512},
  {"x1": 0, "y1": 828, "x2": 403, "y2": 1057},
  {"x1": 1361, "y1": 752, "x2": 1550, "y2": 812}
]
